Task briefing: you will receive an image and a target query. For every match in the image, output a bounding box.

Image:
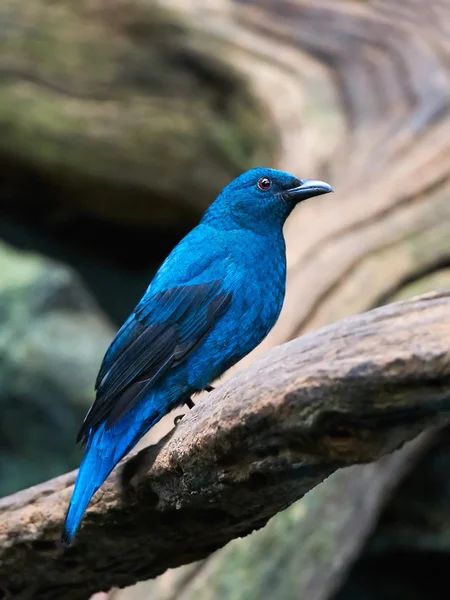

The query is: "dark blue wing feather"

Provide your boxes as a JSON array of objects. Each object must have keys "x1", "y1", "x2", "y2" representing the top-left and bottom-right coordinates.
[{"x1": 77, "y1": 281, "x2": 231, "y2": 442}]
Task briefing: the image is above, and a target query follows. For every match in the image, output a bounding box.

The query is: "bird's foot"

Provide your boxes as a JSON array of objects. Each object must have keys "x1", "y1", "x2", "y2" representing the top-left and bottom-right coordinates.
[
  {"x1": 175, "y1": 390, "x2": 213, "y2": 426},
  {"x1": 174, "y1": 386, "x2": 214, "y2": 426},
  {"x1": 174, "y1": 414, "x2": 185, "y2": 426},
  {"x1": 173, "y1": 395, "x2": 197, "y2": 427}
]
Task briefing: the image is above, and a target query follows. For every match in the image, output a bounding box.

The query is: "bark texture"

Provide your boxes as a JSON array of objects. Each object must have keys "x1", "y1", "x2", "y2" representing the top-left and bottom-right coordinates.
[
  {"x1": 0, "y1": 0, "x2": 273, "y2": 228},
  {"x1": 0, "y1": 291, "x2": 449, "y2": 600}
]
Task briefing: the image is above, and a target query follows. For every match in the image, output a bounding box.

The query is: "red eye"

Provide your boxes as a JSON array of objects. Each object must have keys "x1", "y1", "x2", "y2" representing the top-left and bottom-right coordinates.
[{"x1": 257, "y1": 177, "x2": 272, "y2": 191}]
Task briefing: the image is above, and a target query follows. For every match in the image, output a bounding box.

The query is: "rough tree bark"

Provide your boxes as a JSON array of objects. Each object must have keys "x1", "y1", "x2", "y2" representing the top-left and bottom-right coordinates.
[
  {"x1": 0, "y1": 0, "x2": 273, "y2": 227},
  {"x1": 0, "y1": 291, "x2": 449, "y2": 600}
]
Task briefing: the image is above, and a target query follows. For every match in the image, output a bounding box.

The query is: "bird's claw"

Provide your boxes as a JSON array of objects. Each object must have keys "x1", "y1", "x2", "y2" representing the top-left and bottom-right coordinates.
[{"x1": 174, "y1": 414, "x2": 185, "y2": 426}]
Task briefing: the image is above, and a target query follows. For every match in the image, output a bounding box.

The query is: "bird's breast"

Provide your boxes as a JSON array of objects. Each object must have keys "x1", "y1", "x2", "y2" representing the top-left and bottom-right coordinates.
[
  {"x1": 184, "y1": 232, "x2": 287, "y2": 390},
  {"x1": 227, "y1": 235, "x2": 286, "y2": 346}
]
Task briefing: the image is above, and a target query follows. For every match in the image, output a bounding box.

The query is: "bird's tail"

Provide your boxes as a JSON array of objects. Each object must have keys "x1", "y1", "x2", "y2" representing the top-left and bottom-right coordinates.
[
  {"x1": 62, "y1": 409, "x2": 162, "y2": 545},
  {"x1": 62, "y1": 432, "x2": 105, "y2": 545}
]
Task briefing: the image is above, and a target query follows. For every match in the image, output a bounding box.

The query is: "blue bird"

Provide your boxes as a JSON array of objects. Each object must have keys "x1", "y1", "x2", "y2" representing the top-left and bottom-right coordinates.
[{"x1": 62, "y1": 167, "x2": 332, "y2": 544}]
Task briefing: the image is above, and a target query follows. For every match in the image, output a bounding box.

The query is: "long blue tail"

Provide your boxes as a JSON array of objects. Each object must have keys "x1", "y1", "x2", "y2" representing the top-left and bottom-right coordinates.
[
  {"x1": 62, "y1": 408, "x2": 162, "y2": 545},
  {"x1": 62, "y1": 425, "x2": 110, "y2": 545}
]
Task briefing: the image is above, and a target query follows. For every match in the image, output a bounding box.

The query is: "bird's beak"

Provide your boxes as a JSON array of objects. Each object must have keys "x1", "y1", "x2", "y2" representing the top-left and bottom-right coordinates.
[{"x1": 284, "y1": 179, "x2": 333, "y2": 203}]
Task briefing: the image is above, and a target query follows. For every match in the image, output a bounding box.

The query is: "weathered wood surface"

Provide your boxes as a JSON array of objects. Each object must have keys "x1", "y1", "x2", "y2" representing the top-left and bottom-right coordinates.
[
  {"x1": 0, "y1": 0, "x2": 273, "y2": 227},
  {"x1": 0, "y1": 292, "x2": 450, "y2": 599}
]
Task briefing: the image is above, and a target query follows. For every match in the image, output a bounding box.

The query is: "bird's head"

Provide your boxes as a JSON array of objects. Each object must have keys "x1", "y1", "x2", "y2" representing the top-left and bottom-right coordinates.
[{"x1": 202, "y1": 167, "x2": 333, "y2": 233}]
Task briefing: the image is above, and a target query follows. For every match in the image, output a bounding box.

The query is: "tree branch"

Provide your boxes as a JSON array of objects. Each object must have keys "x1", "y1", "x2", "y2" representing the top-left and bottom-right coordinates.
[{"x1": 1, "y1": 291, "x2": 450, "y2": 600}]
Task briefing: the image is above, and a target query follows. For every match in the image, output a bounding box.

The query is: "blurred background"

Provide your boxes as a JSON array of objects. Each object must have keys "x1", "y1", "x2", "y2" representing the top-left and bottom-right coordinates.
[{"x1": 1, "y1": 0, "x2": 450, "y2": 598}]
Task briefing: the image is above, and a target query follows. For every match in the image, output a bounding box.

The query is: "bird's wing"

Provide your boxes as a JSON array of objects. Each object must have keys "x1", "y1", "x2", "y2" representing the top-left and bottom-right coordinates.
[{"x1": 77, "y1": 280, "x2": 231, "y2": 442}]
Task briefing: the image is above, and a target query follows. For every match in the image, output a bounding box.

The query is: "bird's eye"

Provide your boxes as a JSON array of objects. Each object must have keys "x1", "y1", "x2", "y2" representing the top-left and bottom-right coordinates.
[{"x1": 257, "y1": 177, "x2": 272, "y2": 191}]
